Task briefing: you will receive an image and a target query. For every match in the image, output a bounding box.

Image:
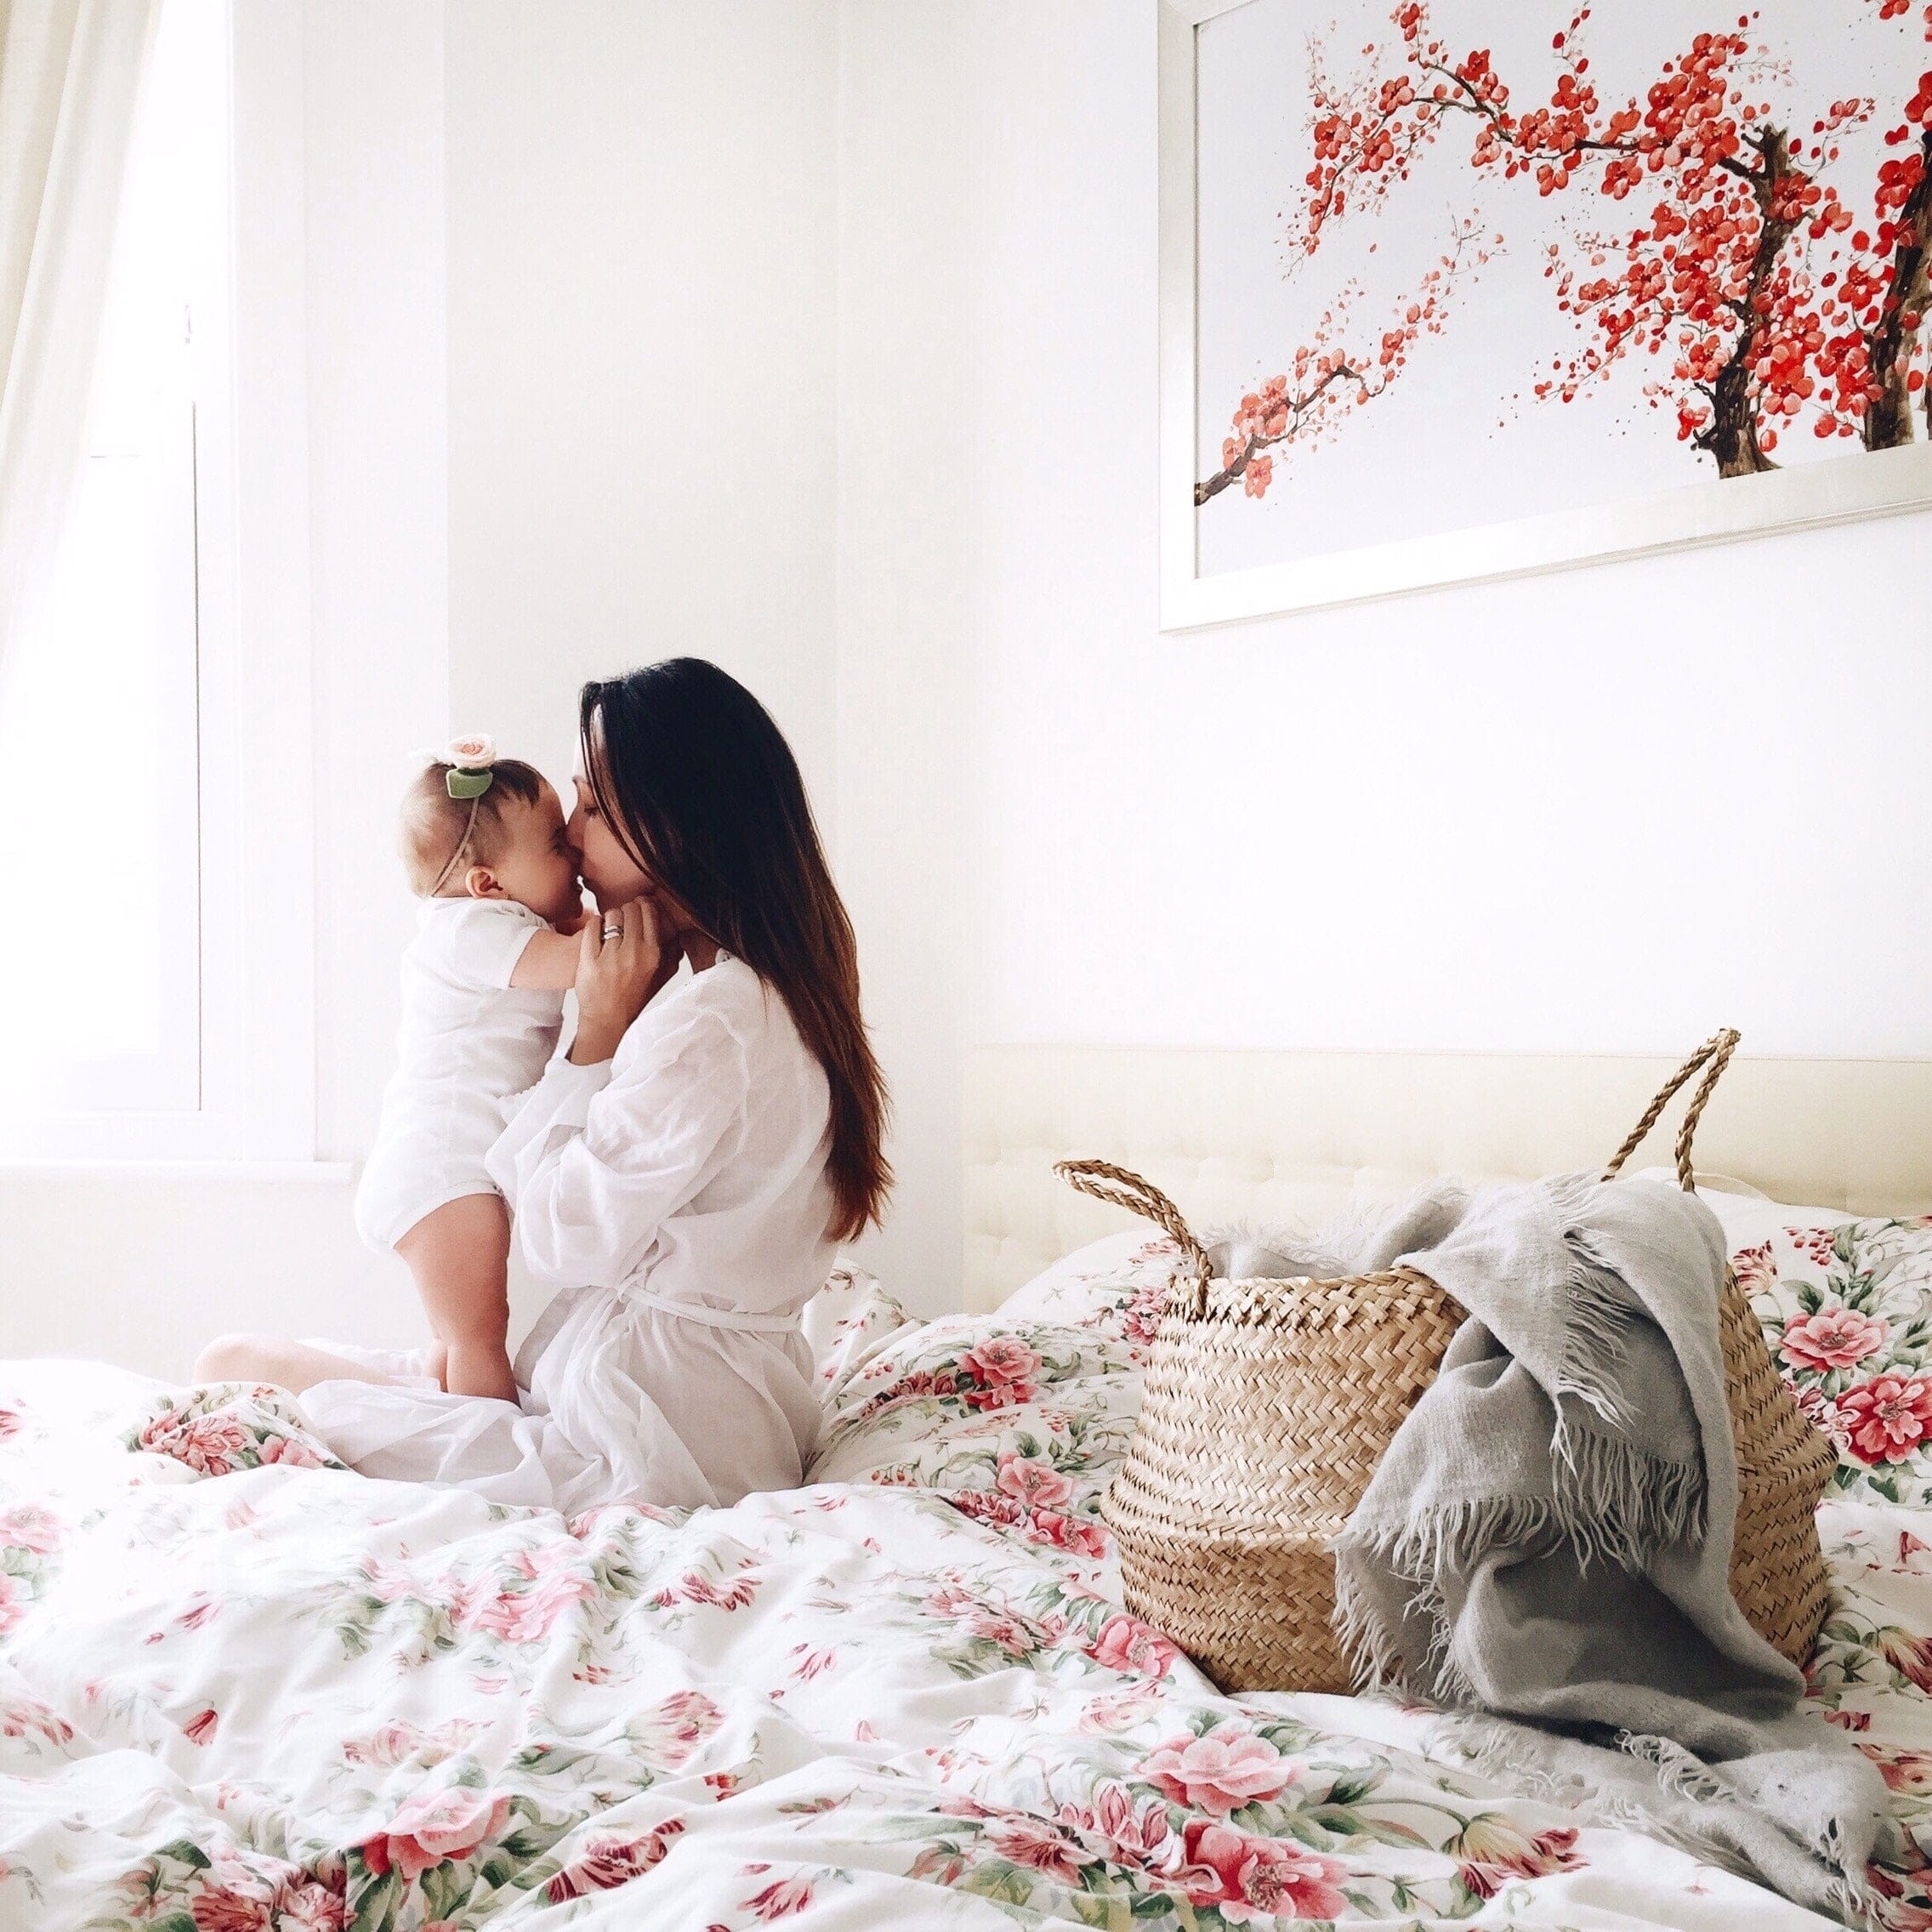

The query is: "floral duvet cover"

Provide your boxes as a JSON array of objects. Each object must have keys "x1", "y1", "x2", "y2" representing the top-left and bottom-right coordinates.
[{"x1": 6, "y1": 1226, "x2": 1932, "y2": 1932}]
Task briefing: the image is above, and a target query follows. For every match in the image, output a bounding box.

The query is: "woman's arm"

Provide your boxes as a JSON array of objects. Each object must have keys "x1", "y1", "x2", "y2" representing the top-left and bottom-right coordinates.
[
  {"x1": 485, "y1": 1001, "x2": 752, "y2": 1288},
  {"x1": 567, "y1": 897, "x2": 682, "y2": 1063},
  {"x1": 509, "y1": 929, "x2": 582, "y2": 992}
]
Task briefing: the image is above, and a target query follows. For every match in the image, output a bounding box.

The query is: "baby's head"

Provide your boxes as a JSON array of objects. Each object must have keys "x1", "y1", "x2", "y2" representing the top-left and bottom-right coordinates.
[{"x1": 402, "y1": 739, "x2": 582, "y2": 926}]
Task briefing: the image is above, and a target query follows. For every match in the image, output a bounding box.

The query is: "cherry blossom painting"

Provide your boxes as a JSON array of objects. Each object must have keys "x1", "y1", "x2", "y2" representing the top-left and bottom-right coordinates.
[{"x1": 1160, "y1": 0, "x2": 1932, "y2": 625}]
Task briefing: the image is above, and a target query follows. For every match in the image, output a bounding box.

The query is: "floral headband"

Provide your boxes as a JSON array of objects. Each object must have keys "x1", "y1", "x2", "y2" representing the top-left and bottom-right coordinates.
[
  {"x1": 436, "y1": 732, "x2": 497, "y2": 799},
  {"x1": 423, "y1": 733, "x2": 497, "y2": 896}
]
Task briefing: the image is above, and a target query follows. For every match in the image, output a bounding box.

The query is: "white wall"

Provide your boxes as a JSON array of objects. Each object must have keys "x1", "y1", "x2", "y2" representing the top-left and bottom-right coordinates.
[
  {"x1": 835, "y1": 8, "x2": 1932, "y2": 1119},
  {"x1": 830, "y1": 2, "x2": 976, "y2": 1310},
  {"x1": 444, "y1": 1, "x2": 838, "y2": 798}
]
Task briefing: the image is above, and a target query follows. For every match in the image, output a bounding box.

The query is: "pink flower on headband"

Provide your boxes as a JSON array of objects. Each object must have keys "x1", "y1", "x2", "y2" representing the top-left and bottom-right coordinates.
[{"x1": 443, "y1": 733, "x2": 495, "y2": 768}]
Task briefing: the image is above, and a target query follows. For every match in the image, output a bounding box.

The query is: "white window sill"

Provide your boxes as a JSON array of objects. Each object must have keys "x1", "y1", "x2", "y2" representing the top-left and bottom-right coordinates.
[{"x1": 0, "y1": 1159, "x2": 355, "y2": 1184}]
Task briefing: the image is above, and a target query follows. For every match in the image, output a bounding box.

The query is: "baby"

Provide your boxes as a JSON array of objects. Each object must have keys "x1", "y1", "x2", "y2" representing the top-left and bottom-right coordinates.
[{"x1": 355, "y1": 735, "x2": 586, "y2": 1401}]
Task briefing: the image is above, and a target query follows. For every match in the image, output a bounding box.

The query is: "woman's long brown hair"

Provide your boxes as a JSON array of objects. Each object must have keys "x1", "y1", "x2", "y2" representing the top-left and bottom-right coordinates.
[{"x1": 580, "y1": 660, "x2": 891, "y2": 1242}]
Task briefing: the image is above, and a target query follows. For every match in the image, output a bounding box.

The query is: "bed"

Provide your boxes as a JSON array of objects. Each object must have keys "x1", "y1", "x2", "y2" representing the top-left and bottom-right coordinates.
[{"x1": 5, "y1": 1043, "x2": 1932, "y2": 1930}]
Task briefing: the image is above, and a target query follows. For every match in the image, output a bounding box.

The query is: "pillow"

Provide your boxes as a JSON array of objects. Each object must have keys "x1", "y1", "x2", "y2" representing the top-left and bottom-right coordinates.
[
  {"x1": 1736, "y1": 1213, "x2": 1932, "y2": 1505},
  {"x1": 997, "y1": 1229, "x2": 1182, "y2": 1342},
  {"x1": 804, "y1": 1301, "x2": 1144, "y2": 1573},
  {"x1": 1626, "y1": 1165, "x2": 1855, "y2": 1252},
  {"x1": 803, "y1": 1262, "x2": 915, "y2": 1395}
]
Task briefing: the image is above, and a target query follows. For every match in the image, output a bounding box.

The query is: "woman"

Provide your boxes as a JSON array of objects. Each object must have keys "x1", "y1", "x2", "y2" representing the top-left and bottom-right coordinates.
[{"x1": 196, "y1": 658, "x2": 890, "y2": 1512}]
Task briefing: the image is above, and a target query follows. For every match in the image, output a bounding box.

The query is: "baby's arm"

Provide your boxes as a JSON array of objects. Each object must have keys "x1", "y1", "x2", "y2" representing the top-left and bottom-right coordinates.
[{"x1": 509, "y1": 929, "x2": 582, "y2": 992}]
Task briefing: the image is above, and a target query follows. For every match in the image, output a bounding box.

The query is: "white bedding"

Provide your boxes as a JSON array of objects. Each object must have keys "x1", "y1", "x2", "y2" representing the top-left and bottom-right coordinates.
[{"x1": 3, "y1": 1238, "x2": 1931, "y2": 1930}]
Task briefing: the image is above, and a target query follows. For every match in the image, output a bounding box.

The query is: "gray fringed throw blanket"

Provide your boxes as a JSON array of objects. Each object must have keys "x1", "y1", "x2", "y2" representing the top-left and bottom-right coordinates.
[{"x1": 1216, "y1": 1175, "x2": 1889, "y2": 1923}]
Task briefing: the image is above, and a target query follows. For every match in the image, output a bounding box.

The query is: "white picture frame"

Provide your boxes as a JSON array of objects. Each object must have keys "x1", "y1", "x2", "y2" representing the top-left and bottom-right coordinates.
[{"x1": 1159, "y1": 0, "x2": 1932, "y2": 631}]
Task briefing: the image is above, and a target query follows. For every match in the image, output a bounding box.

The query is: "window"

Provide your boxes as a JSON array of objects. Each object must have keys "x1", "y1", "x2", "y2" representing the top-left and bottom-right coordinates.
[
  {"x1": 0, "y1": 0, "x2": 220, "y2": 1121},
  {"x1": 0, "y1": 0, "x2": 317, "y2": 1167}
]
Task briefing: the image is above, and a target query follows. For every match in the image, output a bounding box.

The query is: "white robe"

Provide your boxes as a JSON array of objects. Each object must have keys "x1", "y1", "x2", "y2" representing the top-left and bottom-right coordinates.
[{"x1": 300, "y1": 952, "x2": 838, "y2": 1513}]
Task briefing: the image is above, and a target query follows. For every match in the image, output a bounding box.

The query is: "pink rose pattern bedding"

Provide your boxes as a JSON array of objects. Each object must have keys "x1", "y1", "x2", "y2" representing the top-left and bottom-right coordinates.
[{"x1": 3, "y1": 1225, "x2": 1932, "y2": 1929}]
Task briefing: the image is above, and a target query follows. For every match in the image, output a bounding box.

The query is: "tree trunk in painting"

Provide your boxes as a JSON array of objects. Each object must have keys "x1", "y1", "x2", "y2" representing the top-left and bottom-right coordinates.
[
  {"x1": 1864, "y1": 127, "x2": 1932, "y2": 450},
  {"x1": 1696, "y1": 130, "x2": 1800, "y2": 478},
  {"x1": 1698, "y1": 360, "x2": 1778, "y2": 477}
]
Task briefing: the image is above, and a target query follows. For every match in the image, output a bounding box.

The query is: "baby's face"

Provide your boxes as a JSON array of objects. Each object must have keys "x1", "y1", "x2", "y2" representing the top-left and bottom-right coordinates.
[{"x1": 486, "y1": 783, "x2": 583, "y2": 927}]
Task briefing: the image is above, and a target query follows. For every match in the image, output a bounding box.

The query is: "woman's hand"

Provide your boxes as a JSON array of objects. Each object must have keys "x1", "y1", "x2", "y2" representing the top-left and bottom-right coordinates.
[{"x1": 568, "y1": 897, "x2": 681, "y2": 1065}]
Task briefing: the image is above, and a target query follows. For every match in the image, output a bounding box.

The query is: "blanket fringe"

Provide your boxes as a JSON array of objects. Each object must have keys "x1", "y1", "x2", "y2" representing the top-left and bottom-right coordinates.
[
  {"x1": 1328, "y1": 1559, "x2": 1408, "y2": 1695},
  {"x1": 1545, "y1": 1192, "x2": 1709, "y2": 1567},
  {"x1": 1333, "y1": 1496, "x2": 1556, "y2": 1701},
  {"x1": 1617, "y1": 1729, "x2": 1730, "y2": 1805},
  {"x1": 1546, "y1": 1190, "x2": 1639, "y2": 1434},
  {"x1": 1429, "y1": 1713, "x2": 1758, "y2": 1875},
  {"x1": 1548, "y1": 1423, "x2": 1706, "y2": 1574},
  {"x1": 1433, "y1": 1714, "x2": 1881, "y2": 1930},
  {"x1": 1333, "y1": 1459, "x2": 1702, "y2": 1702}
]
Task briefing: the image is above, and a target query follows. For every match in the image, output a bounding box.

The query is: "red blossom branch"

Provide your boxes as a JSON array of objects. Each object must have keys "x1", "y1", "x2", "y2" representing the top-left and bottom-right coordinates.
[{"x1": 1196, "y1": 219, "x2": 1492, "y2": 505}]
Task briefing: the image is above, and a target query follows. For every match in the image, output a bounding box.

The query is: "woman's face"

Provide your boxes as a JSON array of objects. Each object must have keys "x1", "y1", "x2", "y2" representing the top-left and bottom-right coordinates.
[{"x1": 566, "y1": 771, "x2": 654, "y2": 912}]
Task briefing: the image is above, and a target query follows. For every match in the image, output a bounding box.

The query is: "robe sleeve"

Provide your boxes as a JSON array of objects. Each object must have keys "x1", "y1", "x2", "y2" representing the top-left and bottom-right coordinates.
[{"x1": 486, "y1": 996, "x2": 753, "y2": 1289}]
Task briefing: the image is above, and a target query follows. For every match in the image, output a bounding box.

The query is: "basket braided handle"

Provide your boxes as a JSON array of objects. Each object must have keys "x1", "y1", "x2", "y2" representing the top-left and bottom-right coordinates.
[
  {"x1": 1054, "y1": 1158, "x2": 1212, "y2": 1319},
  {"x1": 1602, "y1": 1028, "x2": 1742, "y2": 1193}
]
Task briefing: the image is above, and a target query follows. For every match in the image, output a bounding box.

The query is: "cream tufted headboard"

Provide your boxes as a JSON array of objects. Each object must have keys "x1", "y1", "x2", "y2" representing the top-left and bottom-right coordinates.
[{"x1": 963, "y1": 1043, "x2": 1932, "y2": 1311}]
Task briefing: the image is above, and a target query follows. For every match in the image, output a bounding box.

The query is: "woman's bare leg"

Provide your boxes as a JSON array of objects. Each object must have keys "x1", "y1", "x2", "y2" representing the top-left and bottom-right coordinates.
[
  {"x1": 395, "y1": 1193, "x2": 518, "y2": 1403},
  {"x1": 192, "y1": 1336, "x2": 406, "y2": 1398}
]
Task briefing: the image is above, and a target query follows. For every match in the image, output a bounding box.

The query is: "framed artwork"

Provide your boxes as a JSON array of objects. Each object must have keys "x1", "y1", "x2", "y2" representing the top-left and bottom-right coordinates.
[{"x1": 1160, "y1": 0, "x2": 1932, "y2": 628}]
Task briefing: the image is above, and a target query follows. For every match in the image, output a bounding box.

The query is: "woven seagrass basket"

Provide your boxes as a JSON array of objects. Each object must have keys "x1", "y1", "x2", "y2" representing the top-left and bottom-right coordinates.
[{"x1": 1060, "y1": 1029, "x2": 1835, "y2": 1695}]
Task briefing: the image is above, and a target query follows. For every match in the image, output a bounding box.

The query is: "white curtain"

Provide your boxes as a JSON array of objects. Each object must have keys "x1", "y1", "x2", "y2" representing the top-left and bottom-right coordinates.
[{"x1": 0, "y1": 0, "x2": 156, "y2": 676}]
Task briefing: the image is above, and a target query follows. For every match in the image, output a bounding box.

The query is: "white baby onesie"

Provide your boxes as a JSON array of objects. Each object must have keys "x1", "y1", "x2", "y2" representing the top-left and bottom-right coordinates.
[{"x1": 355, "y1": 897, "x2": 566, "y2": 1251}]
